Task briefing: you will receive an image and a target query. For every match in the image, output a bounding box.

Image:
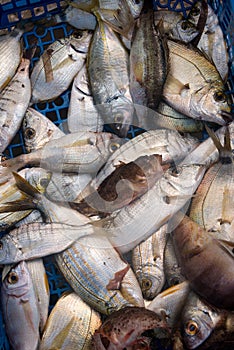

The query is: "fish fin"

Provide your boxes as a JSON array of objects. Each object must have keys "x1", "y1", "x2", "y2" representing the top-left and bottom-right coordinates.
[
  {"x1": 205, "y1": 124, "x2": 232, "y2": 163},
  {"x1": 216, "y1": 239, "x2": 234, "y2": 258},
  {"x1": 13, "y1": 172, "x2": 41, "y2": 197},
  {"x1": 164, "y1": 74, "x2": 187, "y2": 95},
  {"x1": 190, "y1": 0, "x2": 208, "y2": 47},
  {"x1": 106, "y1": 265, "x2": 130, "y2": 290}
]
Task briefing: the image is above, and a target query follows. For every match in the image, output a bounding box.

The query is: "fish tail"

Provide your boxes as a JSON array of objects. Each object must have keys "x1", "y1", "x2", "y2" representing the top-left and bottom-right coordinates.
[{"x1": 205, "y1": 124, "x2": 232, "y2": 163}]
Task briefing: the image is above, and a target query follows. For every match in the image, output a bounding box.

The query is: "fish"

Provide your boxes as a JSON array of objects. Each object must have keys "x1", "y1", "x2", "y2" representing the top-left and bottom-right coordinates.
[
  {"x1": 39, "y1": 291, "x2": 102, "y2": 350},
  {"x1": 189, "y1": 127, "x2": 234, "y2": 240},
  {"x1": 0, "y1": 58, "x2": 31, "y2": 153},
  {"x1": 129, "y1": 6, "x2": 169, "y2": 121},
  {"x1": 154, "y1": 10, "x2": 200, "y2": 43},
  {"x1": 68, "y1": 65, "x2": 104, "y2": 133},
  {"x1": 30, "y1": 30, "x2": 92, "y2": 103},
  {"x1": 93, "y1": 306, "x2": 168, "y2": 349},
  {"x1": 0, "y1": 220, "x2": 96, "y2": 264},
  {"x1": 164, "y1": 233, "x2": 186, "y2": 287},
  {"x1": 94, "y1": 161, "x2": 206, "y2": 254},
  {"x1": 187, "y1": 0, "x2": 229, "y2": 80},
  {"x1": 172, "y1": 214, "x2": 234, "y2": 310},
  {"x1": 0, "y1": 29, "x2": 23, "y2": 92},
  {"x1": 1, "y1": 131, "x2": 124, "y2": 176},
  {"x1": 0, "y1": 167, "x2": 50, "y2": 231},
  {"x1": 137, "y1": 101, "x2": 204, "y2": 133},
  {"x1": 180, "y1": 291, "x2": 222, "y2": 349},
  {"x1": 131, "y1": 225, "x2": 167, "y2": 300},
  {"x1": 55, "y1": 235, "x2": 144, "y2": 315},
  {"x1": 147, "y1": 281, "x2": 190, "y2": 329},
  {"x1": 76, "y1": 129, "x2": 200, "y2": 202},
  {"x1": 74, "y1": 154, "x2": 169, "y2": 217},
  {"x1": 87, "y1": 15, "x2": 134, "y2": 137},
  {"x1": 1, "y1": 261, "x2": 40, "y2": 350},
  {"x1": 27, "y1": 259, "x2": 50, "y2": 334},
  {"x1": 163, "y1": 40, "x2": 232, "y2": 125},
  {"x1": 23, "y1": 107, "x2": 64, "y2": 152}
]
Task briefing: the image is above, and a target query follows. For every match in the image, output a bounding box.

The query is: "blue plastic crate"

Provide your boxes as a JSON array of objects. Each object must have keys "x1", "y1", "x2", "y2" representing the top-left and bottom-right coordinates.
[{"x1": 0, "y1": 1, "x2": 233, "y2": 349}]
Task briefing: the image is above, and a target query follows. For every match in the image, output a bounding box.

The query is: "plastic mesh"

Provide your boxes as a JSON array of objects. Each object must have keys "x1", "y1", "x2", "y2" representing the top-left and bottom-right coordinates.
[{"x1": 0, "y1": 1, "x2": 233, "y2": 349}]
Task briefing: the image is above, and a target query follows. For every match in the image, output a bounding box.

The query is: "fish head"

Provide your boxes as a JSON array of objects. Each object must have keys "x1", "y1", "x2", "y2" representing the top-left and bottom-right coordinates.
[
  {"x1": 0, "y1": 235, "x2": 23, "y2": 265},
  {"x1": 173, "y1": 20, "x2": 199, "y2": 43},
  {"x1": 24, "y1": 168, "x2": 51, "y2": 193},
  {"x1": 2, "y1": 261, "x2": 29, "y2": 297},
  {"x1": 187, "y1": 1, "x2": 202, "y2": 24},
  {"x1": 182, "y1": 298, "x2": 220, "y2": 349},
  {"x1": 190, "y1": 85, "x2": 232, "y2": 125},
  {"x1": 138, "y1": 271, "x2": 165, "y2": 300},
  {"x1": 69, "y1": 30, "x2": 93, "y2": 54}
]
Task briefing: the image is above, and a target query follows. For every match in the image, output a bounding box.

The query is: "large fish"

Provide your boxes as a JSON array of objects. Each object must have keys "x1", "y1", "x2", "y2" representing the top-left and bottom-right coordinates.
[
  {"x1": 163, "y1": 40, "x2": 231, "y2": 125},
  {"x1": 1, "y1": 261, "x2": 40, "y2": 350},
  {"x1": 0, "y1": 58, "x2": 31, "y2": 153}
]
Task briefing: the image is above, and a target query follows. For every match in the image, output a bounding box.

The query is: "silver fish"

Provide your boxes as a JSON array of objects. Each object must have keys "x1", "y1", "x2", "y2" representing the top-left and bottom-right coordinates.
[
  {"x1": 31, "y1": 31, "x2": 92, "y2": 103},
  {"x1": 55, "y1": 235, "x2": 144, "y2": 315},
  {"x1": 0, "y1": 58, "x2": 31, "y2": 153},
  {"x1": 23, "y1": 107, "x2": 64, "y2": 152},
  {"x1": 132, "y1": 225, "x2": 167, "y2": 300},
  {"x1": 163, "y1": 40, "x2": 231, "y2": 125},
  {"x1": 87, "y1": 16, "x2": 134, "y2": 136},
  {"x1": 39, "y1": 292, "x2": 102, "y2": 350},
  {"x1": 0, "y1": 29, "x2": 23, "y2": 91},
  {"x1": 27, "y1": 259, "x2": 50, "y2": 334},
  {"x1": 68, "y1": 65, "x2": 104, "y2": 133},
  {"x1": 181, "y1": 291, "x2": 222, "y2": 349},
  {"x1": 1, "y1": 261, "x2": 40, "y2": 350}
]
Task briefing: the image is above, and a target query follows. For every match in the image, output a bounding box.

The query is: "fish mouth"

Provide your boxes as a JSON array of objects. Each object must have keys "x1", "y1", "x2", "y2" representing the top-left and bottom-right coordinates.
[{"x1": 220, "y1": 111, "x2": 233, "y2": 124}]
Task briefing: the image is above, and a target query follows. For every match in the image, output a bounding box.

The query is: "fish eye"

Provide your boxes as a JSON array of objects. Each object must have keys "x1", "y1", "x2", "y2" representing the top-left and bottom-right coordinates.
[
  {"x1": 114, "y1": 113, "x2": 123, "y2": 124},
  {"x1": 190, "y1": 7, "x2": 200, "y2": 16},
  {"x1": 7, "y1": 272, "x2": 19, "y2": 284},
  {"x1": 213, "y1": 91, "x2": 226, "y2": 102},
  {"x1": 73, "y1": 30, "x2": 83, "y2": 39},
  {"x1": 24, "y1": 127, "x2": 36, "y2": 140},
  {"x1": 0, "y1": 241, "x2": 3, "y2": 250},
  {"x1": 109, "y1": 142, "x2": 120, "y2": 153},
  {"x1": 181, "y1": 21, "x2": 190, "y2": 30},
  {"x1": 141, "y1": 278, "x2": 152, "y2": 291},
  {"x1": 185, "y1": 320, "x2": 199, "y2": 336},
  {"x1": 169, "y1": 166, "x2": 182, "y2": 177},
  {"x1": 39, "y1": 177, "x2": 50, "y2": 188}
]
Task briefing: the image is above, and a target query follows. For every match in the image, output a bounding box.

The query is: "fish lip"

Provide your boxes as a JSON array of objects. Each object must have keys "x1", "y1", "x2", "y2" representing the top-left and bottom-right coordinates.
[{"x1": 220, "y1": 111, "x2": 233, "y2": 124}]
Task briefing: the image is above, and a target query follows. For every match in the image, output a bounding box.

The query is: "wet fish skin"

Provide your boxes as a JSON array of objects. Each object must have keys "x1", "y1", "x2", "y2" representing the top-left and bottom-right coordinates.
[
  {"x1": 181, "y1": 291, "x2": 222, "y2": 349},
  {"x1": 40, "y1": 291, "x2": 101, "y2": 350},
  {"x1": 0, "y1": 29, "x2": 23, "y2": 92},
  {"x1": 31, "y1": 30, "x2": 92, "y2": 103},
  {"x1": 0, "y1": 58, "x2": 31, "y2": 153},
  {"x1": 132, "y1": 225, "x2": 167, "y2": 300},
  {"x1": 27, "y1": 259, "x2": 50, "y2": 334},
  {"x1": 172, "y1": 215, "x2": 234, "y2": 310},
  {"x1": 23, "y1": 107, "x2": 64, "y2": 152},
  {"x1": 68, "y1": 65, "x2": 104, "y2": 133},
  {"x1": 163, "y1": 40, "x2": 231, "y2": 126},
  {"x1": 88, "y1": 16, "x2": 134, "y2": 137},
  {"x1": 1, "y1": 261, "x2": 40, "y2": 350},
  {"x1": 55, "y1": 235, "x2": 144, "y2": 315}
]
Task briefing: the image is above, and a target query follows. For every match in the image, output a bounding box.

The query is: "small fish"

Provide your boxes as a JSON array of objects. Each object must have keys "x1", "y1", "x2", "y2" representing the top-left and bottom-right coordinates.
[
  {"x1": 39, "y1": 292, "x2": 102, "y2": 350},
  {"x1": 172, "y1": 214, "x2": 234, "y2": 310},
  {"x1": 87, "y1": 15, "x2": 134, "y2": 136},
  {"x1": 132, "y1": 225, "x2": 167, "y2": 300},
  {"x1": 55, "y1": 235, "x2": 144, "y2": 315},
  {"x1": 154, "y1": 10, "x2": 199, "y2": 43},
  {"x1": 30, "y1": 30, "x2": 92, "y2": 103},
  {"x1": 27, "y1": 259, "x2": 50, "y2": 334},
  {"x1": 1, "y1": 131, "x2": 123, "y2": 175},
  {"x1": 68, "y1": 65, "x2": 104, "y2": 133},
  {"x1": 0, "y1": 58, "x2": 31, "y2": 153},
  {"x1": 188, "y1": 0, "x2": 229, "y2": 80},
  {"x1": 130, "y1": 6, "x2": 169, "y2": 121},
  {"x1": 1, "y1": 261, "x2": 40, "y2": 350},
  {"x1": 180, "y1": 291, "x2": 222, "y2": 349},
  {"x1": 147, "y1": 281, "x2": 190, "y2": 329},
  {"x1": 163, "y1": 40, "x2": 232, "y2": 125},
  {"x1": 0, "y1": 29, "x2": 23, "y2": 92},
  {"x1": 93, "y1": 306, "x2": 168, "y2": 349},
  {"x1": 23, "y1": 107, "x2": 64, "y2": 152}
]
